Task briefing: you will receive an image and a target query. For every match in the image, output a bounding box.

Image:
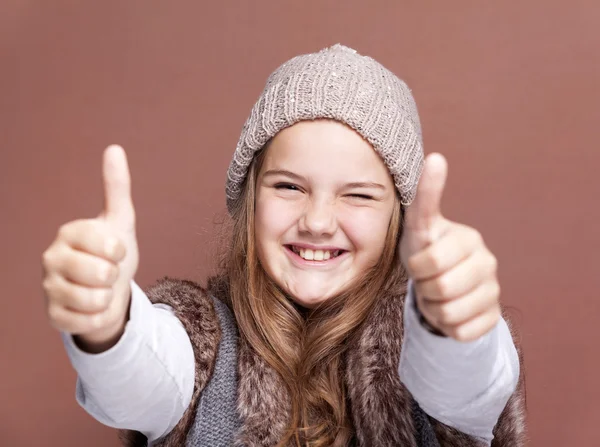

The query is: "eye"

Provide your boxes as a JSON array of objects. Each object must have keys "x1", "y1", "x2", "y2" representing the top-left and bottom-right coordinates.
[
  {"x1": 274, "y1": 183, "x2": 301, "y2": 191},
  {"x1": 347, "y1": 193, "x2": 374, "y2": 200}
]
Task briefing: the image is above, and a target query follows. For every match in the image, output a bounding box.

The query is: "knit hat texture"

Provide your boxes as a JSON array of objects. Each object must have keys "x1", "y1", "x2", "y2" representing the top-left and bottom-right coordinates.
[{"x1": 226, "y1": 43, "x2": 424, "y2": 214}]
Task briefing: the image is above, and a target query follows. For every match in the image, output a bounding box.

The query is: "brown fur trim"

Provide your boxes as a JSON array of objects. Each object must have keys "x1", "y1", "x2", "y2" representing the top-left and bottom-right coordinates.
[
  {"x1": 118, "y1": 277, "x2": 221, "y2": 447},
  {"x1": 428, "y1": 419, "x2": 485, "y2": 447},
  {"x1": 345, "y1": 288, "x2": 419, "y2": 446},
  {"x1": 490, "y1": 308, "x2": 528, "y2": 446},
  {"x1": 233, "y1": 339, "x2": 292, "y2": 446},
  {"x1": 118, "y1": 429, "x2": 148, "y2": 447}
]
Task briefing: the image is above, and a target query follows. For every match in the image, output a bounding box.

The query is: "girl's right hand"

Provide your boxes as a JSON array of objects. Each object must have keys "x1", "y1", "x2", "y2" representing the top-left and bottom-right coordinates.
[{"x1": 42, "y1": 145, "x2": 139, "y2": 353}]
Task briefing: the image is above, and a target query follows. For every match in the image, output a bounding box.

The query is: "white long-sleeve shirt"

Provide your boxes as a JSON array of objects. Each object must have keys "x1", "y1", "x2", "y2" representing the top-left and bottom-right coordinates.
[{"x1": 61, "y1": 279, "x2": 519, "y2": 445}]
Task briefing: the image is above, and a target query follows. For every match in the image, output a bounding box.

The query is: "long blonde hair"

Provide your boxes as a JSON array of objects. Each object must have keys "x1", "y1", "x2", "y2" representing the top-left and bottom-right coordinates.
[{"x1": 213, "y1": 145, "x2": 406, "y2": 446}]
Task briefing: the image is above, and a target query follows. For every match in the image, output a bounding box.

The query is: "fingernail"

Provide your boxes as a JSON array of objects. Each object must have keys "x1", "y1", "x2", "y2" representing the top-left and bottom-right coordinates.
[
  {"x1": 105, "y1": 238, "x2": 118, "y2": 258},
  {"x1": 96, "y1": 289, "x2": 111, "y2": 307},
  {"x1": 98, "y1": 267, "x2": 111, "y2": 282}
]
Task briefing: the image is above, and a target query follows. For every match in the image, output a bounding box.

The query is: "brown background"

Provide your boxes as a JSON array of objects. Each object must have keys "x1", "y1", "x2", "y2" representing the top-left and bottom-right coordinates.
[{"x1": 1, "y1": 1, "x2": 598, "y2": 445}]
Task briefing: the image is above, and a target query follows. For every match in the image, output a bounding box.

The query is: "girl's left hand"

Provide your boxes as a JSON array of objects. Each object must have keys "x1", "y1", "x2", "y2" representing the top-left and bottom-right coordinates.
[{"x1": 400, "y1": 153, "x2": 501, "y2": 343}]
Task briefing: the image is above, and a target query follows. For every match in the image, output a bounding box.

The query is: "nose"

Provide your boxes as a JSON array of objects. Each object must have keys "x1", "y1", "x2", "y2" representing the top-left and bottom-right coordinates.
[{"x1": 298, "y1": 197, "x2": 338, "y2": 237}]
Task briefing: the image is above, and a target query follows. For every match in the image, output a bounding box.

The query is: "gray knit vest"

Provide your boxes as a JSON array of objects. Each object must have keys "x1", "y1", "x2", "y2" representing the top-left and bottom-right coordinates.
[
  {"x1": 182, "y1": 296, "x2": 439, "y2": 447},
  {"x1": 184, "y1": 296, "x2": 241, "y2": 446}
]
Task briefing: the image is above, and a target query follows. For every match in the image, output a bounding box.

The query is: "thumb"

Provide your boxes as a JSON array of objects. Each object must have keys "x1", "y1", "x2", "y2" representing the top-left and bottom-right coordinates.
[
  {"x1": 101, "y1": 144, "x2": 135, "y2": 230},
  {"x1": 405, "y1": 152, "x2": 448, "y2": 238}
]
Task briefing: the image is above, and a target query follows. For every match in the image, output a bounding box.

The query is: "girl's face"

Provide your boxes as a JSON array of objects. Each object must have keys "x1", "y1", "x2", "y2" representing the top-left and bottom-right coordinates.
[{"x1": 255, "y1": 120, "x2": 396, "y2": 309}]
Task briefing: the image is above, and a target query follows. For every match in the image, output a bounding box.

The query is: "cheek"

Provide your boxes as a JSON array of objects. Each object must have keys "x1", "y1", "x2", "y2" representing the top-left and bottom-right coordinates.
[
  {"x1": 255, "y1": 194, "x2": 299, "y2": 246},
  {"x1": 340, "y1": 208, "x2": 392, "y2": 256}
]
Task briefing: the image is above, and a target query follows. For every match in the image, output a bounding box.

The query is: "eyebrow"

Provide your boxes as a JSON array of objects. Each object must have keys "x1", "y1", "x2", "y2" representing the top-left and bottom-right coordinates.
[
  {"x1": 344, "y1": 181, "x2": 386, "y2": 190},
  {"x1": 262, "y1": 169, "x2": 304, "y2": 181},
  {"x1": 262, "y1": 169, "x2": 386, "y2": 189}
]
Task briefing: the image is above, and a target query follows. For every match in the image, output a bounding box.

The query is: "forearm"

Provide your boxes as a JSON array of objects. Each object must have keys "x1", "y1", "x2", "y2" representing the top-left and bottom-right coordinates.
[
  {"x1": 61, "y1": 280, "x2": 195, "y2": 441},
  {"x1": 399, "y1": 279, "x2": 520, "y2": 444}
]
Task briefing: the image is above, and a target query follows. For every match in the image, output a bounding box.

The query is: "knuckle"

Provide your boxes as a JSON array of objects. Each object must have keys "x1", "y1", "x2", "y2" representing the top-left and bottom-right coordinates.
[
  {"x1": 436, "y1": 276, "x2": 452, "y2": 297},
  {"x1": 93, "y1": 288, "x2": 112, "y2": 308},
  {"x1": 438, "y1": 303, "x2": 456, "y2": 325},
  {"x1": 42, "y1": 247, "x2": 59, "y2": 270},
  {"x1": 42, "y1": 277, "x2": 54, "y2": 295},
  {"x1": 41, "y1": 250, "x2": 51, "y2": 268},
  {"x1": 103, "y1": 265, "x2": 118, "y2": 284},
  {"x1": 428, "y1": 252, "x2": 444, "y2": 271},
  {"x1": 47, "y1": 304, "x2": 61, "y2": 323},
  {"x1": 57, "y1": 222, "x2": 71, "y2": 239},
  {"x1": 94, "y1": 262, "x2": 114, "y2": 283}
]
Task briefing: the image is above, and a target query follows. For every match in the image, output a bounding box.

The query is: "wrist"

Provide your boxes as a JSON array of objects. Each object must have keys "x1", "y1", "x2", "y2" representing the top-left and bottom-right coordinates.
[
  {"x1": 73, "y1": 284, "x2": 132, "y2": 353},
  {"x1": 411, "y1": 283, "x2": 447, "y2": 338}
]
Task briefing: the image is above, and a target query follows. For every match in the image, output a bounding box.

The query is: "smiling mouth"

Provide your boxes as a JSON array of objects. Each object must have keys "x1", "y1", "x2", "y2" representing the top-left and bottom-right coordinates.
[{"x1": 285, "y1": 245, "x2": 346, "y2": 261}]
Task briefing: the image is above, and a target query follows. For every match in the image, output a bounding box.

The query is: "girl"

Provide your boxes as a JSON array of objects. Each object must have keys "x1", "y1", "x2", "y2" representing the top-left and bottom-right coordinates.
[{"x1": 43, "y1": 44, "x2": 526, "y2": 446}]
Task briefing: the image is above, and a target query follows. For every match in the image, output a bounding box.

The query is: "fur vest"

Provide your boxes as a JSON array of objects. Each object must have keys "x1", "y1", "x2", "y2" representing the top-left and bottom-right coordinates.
[{"x1": 119, "y1": 277, "x2": 527, "y2": 446}]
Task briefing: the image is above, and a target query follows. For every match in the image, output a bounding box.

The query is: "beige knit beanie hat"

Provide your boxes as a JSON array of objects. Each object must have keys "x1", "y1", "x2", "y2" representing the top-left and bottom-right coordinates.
[{"x1": 226, "y1": 43, "x2": 424, "y2": 214}]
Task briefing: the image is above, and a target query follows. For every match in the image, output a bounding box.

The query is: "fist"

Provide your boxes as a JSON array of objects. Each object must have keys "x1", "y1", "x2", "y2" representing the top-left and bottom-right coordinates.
[
  {"x1": 42, "y1": 145, "x2": 139, "y2": 351},
  {"x1": 400, "y1": 153, "x2": 501, "y2": 342}
]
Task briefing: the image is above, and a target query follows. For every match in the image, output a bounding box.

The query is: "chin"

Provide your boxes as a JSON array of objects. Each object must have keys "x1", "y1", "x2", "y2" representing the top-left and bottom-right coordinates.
[
  {"x1": 286, "y1": 286, "x2": 340, "y2": 309},
  {"x1": 290, "y1": 296, "x2": 327, "y2": 309}
]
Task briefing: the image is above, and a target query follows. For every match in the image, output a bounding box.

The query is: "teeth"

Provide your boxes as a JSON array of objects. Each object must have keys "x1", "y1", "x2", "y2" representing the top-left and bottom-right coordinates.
[{"x1": 291, "y1": 246, "x2": 342, "y2": 261}]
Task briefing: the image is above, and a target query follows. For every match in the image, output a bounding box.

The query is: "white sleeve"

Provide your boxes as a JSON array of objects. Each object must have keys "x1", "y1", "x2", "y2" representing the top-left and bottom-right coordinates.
[
  {"x1": 61, "y1": 279, "x2": 195, "y2": 442},
  {"x1": 398, "y1": 279, "x2": 520, "y2": 445}
]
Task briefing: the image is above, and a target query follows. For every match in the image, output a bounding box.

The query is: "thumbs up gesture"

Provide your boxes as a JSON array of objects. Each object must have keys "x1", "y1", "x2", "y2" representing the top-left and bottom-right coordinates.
[
  {"x1": 42, "y1": 145, "x2": 139, "y2": 352},
  {"x1": 400, "y1": 153, "x2": 501, "y2": 342}
]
